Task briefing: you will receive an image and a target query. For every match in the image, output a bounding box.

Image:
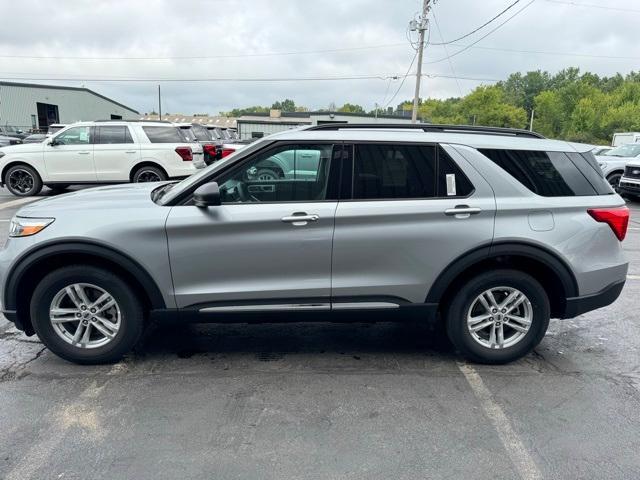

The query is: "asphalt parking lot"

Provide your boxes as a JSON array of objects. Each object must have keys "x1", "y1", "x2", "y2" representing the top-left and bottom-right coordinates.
[{"x1": 0, "y1": 187, "x2": 639, "y2": 480}]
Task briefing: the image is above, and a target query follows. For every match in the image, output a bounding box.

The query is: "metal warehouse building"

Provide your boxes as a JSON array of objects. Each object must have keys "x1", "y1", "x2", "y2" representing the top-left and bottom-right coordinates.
[
  {"x1": 0, "y1": 81, "x2": 139, "y2": 132},
  {"x1": 237, "y1": 110, "x2": 412, "y2": 140}
]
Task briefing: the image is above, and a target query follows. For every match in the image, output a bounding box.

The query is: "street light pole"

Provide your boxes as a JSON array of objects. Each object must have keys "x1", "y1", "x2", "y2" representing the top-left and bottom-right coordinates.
[{"x1": 411, "y1": 0, "x2": 431, "y2": 124}]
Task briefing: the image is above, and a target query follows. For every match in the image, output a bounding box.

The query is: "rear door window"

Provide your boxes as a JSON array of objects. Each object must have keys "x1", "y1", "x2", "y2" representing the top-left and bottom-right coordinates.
[
  {"x1": 479, "y1": 149, "x2": 600, "y2": 196},
  {"x1": 97, "y1": 126, "x2": 133, "y2": 144},
  {"x1": 351, "y1": 144, "x2": 474, "y2": 199},
  {"x1": 142, "y1": 126, "x2": 184, "y2": 143}
]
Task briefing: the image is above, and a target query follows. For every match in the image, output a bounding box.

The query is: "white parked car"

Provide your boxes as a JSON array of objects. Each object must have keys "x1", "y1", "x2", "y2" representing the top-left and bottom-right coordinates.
[
  {"x1": 0, "y1": 121, "x2": 204, "y2": 196},
  {"x1": 596, "y1": 143, "x2": 640, "y2": 193}
]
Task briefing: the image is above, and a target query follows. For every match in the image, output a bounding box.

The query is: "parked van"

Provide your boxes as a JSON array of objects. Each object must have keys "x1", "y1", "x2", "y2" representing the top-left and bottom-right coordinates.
[{"x1": 612, "y1": 132, "x2": 640, "y2": 147}]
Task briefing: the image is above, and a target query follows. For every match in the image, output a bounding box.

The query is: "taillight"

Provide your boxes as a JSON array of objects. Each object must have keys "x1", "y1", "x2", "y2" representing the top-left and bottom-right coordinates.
[
  {"x1": 203, "y1": 144, "x2": 217, "y2": 156},
  {"x1": 175, "y1": 147, "x2": 193, "y2": 162},
  {"x1": 220, "y1": 147, "x2": 235, "y2": 158},
  {"x1": 587, "y1": 206, "x2": 629, "y2": 241}
]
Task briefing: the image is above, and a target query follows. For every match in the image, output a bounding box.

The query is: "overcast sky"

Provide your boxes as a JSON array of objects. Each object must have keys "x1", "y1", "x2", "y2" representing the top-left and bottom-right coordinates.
[{"x1": 1, "y1": 0, "x2": 639, "y2": 115}]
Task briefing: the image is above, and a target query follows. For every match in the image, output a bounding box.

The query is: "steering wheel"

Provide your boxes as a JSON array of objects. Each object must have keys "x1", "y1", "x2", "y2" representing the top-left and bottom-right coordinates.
[{"x1": 235, "y1": 181, "x2": 251, "y2": 202}]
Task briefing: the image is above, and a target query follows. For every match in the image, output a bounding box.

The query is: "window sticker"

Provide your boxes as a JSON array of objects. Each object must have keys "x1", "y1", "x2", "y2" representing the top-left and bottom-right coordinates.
[{"x1": 446, "y1": 174, "x2": 457, "y2": 196}]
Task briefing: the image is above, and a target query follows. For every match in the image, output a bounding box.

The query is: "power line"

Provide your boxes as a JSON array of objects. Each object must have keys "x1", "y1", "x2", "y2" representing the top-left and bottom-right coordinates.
[
  {"x1": 0, "y1": 43, "x2": 408, "y2": 61},
  {"x1": 432, "y1": 43, "x2": 640, "y2": 61},
  {"x1": 384, "y1": 52, "x2": 419, "y2": 108},
  {"x1": 425, "y1": 0, "x2": 537, "y2": 65},
  {"x1": 544, "y1": 0, "x2": 640, "y2": 14},
  {"x1": 431, "y1": 10, "x2": 463, "y2": 97},
  {"x1": 429, "y1": 0, "x2": 522, "y2": 45},
  {"x1": 0, "y1": 71, "x2": 499, "y2": 83}
]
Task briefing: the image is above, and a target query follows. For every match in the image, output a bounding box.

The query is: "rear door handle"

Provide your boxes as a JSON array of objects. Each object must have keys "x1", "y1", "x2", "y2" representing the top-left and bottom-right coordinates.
[
  {"x1": 125, "y1": 150, "x2": 137, "y2": 154},
  {"x1": 281, "y1": 213, "x2": 319, "y2": 225},
  {"x1": 77, "y1": 151, "x2": 90, "y2": 155},
  {"x1": 444, "y1": 206, "x2": 482, "y2": 216}
]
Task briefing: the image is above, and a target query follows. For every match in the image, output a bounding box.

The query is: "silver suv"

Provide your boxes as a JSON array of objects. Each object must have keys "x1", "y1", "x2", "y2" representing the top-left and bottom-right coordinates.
[{"x1": 0, "y1": 124, "x2": 629, "y2": 365}]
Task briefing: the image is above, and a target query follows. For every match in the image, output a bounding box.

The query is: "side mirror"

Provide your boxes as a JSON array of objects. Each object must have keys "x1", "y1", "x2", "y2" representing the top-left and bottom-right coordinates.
[
  {"x1": 193, "y1": 182, "x2": 221, "y2": 207},
  {"x1": 48, "y1": 139, "x2": 59, "y2": 146}
]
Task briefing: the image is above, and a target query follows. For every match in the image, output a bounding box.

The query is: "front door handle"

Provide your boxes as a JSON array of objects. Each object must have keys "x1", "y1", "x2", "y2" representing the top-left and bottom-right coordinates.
[
  {"x1": 444, "y1": 205, "x2": 482, "y2": 216},
  {"x1": 125, "y1": 150, "x2": 137, "y2": 154},
  {"x1": 77, "y1": 151, "x2": 90, "y2": 155},
  {"x1": 281, "y1": 213, "x2": 319, "y2": 226}
]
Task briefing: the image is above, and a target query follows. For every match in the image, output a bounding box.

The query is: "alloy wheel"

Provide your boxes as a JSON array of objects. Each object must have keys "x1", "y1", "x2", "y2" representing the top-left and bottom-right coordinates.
[
  {"x1": 49, "y1": 283, "x2": 121, "y2": 349},
  {"x1": 136, "y1": 170, "x2": 161, "y2": 182},
  {"x1": 466, "y1": 286, "x2": 533, "y2": 349},
  {"x1": 8, "y1": 169, "x2": 35, "y2": 194}
]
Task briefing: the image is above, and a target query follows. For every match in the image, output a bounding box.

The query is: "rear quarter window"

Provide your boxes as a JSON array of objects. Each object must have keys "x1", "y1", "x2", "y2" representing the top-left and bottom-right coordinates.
[
  {"x1": 142, "y1": 126, "x2": 185, "y2": 143},
  {"x1": 479, "y1": 149, "x2": 604, "y2": 197}
]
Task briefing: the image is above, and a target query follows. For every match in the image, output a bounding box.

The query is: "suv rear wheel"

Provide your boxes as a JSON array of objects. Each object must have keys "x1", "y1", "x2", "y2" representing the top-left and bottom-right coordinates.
[
  {"x1": 30, "y1": 265, "x2": 144, "y2": 364},
  {"x1": 132, "y1": 165, "x2": 167, "y2": 183},
  {"x1": 445, "y1": 269, "x2": 550, "y2": 364},
  {"x1": 4, "y1": 164, "x2": 43, "y2": 196}
]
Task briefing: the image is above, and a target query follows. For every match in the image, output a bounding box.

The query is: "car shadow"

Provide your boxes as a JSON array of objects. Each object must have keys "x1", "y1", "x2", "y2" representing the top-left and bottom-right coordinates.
[{"x1": 134, "y1": 320, "x2": 456, "y2": 362}]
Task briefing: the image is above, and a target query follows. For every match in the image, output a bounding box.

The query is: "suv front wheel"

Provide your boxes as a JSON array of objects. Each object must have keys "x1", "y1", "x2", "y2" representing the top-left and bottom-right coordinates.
[
  {"x1": 445, "y1": 269, "x2": 550, "y2": 364},
  {"x1": 30, "y1": 265, "x2": 144, "y2": 364},
  {"x1": 4, "y1": 164, "x2": 43, "y2": 196}
]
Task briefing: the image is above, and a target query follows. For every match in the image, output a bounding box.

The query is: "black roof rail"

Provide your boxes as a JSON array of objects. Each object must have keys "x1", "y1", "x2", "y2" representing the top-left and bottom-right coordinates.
[
  {"x1": 304, "y1": 123, "x2": 545, "y2": 139},
  {"x1": 94, "y1": 119, "x2": 173, "y2": 124}
]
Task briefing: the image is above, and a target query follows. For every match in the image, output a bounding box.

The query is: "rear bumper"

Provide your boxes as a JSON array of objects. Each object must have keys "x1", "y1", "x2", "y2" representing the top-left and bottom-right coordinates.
[{"x1": 563, "y1": 280, "x2": 625, "y2": 318}]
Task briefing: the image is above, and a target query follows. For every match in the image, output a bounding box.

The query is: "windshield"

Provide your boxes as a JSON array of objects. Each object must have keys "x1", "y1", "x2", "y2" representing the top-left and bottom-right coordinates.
[
  {"x1": 603, "y1": 144, "x2": 640, "y2": 157},
  {"x1": 3, "y1": 126, "x2": 17, "y2": 133},
  {"x1": 157, "y1": 137, "x2": 269, "y2": 205}
]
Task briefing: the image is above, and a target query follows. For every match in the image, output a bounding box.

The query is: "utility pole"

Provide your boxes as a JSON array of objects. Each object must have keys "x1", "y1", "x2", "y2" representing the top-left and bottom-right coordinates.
[
  {"x1": 158, "y1": 85, "x2": 162, "y2": 121},
  {"x1": 411, "y1": 0, "x2": 431, "y2": 124},
  {"x1": 529, "y1": 109, "x2": 535, "y2": 131}
]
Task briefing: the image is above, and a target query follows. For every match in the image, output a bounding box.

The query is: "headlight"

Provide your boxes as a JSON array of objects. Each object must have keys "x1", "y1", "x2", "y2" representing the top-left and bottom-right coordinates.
[{"x1": 9, "y1": 217, "x2": 54, "y2": 237}]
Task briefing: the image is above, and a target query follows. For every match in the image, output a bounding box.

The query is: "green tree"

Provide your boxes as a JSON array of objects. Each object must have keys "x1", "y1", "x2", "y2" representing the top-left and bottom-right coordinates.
[
  {"x1": 458, "y1": 85, "x2": 528, "y2": 128},
  {"x1": 271, "y1": 99, "x2": 296, "y2": 112},
  {"x1": 337, "y1": 103, "x2": 365, "y2": 114}
]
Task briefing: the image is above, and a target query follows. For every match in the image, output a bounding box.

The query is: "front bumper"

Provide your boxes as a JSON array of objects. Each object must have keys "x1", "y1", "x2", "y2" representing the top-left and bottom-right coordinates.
[
  {"x1": 619, "y1": 176, "x2": 640, "y2": 196},
  {"x1": 563, "y1": 280, "x2": 626, "y2": 318}
]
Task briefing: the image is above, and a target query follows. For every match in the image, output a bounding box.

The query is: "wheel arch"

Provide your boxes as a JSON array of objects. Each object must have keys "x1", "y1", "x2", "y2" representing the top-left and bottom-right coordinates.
[
  {"x1": 1, "y1": 160, "x2": 43, "y2": 187},
  {"x1": 129, "y1": 162, "x2": 168, "y2": 182},
  {"x1": 4, "y1": 241, "x2": 166, "y2": 335},
  {"x1": 426, "y1": 242, "x2": 579, "y2": 319},
  {"x1": 605, "y1": 169, "x2": 624, "y2": 178}
]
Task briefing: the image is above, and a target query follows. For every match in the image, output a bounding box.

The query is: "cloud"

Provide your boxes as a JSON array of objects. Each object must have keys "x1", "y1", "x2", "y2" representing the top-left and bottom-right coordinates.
[{"x1": 0, "y1": 0, "x2": 638, "y2": 114}]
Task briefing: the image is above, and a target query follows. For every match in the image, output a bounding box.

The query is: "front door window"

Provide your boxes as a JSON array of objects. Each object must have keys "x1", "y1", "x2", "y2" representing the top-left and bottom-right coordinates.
[
  {"x1": 218, "y1": 144, "x2": 334, "y2": 203},
  {"x1": 54, "y1": 126, "x2": 91, "y2": 145}
]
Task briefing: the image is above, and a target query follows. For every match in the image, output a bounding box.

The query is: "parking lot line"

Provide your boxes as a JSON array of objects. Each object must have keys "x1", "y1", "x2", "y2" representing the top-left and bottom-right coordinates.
[
  {"x1": 0, "y1": 196, "x2": 39, "y2": 211},
  {"x1": 627, "y1": 275, "x2": 640, "y2": 280},
  {"x1": 457, "y1": 362, "x2": 543, "y2": 480}
]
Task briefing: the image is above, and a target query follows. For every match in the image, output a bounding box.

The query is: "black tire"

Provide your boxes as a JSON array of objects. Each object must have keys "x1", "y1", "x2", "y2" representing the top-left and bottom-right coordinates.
[
  {"x1": 30, "y1": 265, "x2": 144, "y2": 365},
  {"x1": 607, "y1": 172, "x2": 622, "y2": 193},
  {"x1": 4, "y1": 164, "x2": 43, "y2": 196},
  {"x1": 255, "y1": 168, "x2": 281, "y2": 181},
  {"x1": 132, "y1": 165, "x2": 167, "y2": 183},
  {"x1": 445, "y1": 269, "x2": 550, "y2": 364}
]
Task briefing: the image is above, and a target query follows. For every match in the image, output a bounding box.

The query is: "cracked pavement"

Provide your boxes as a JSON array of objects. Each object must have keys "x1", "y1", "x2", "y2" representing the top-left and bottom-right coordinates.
[{"x1": 0, "y1": 190, "x2": 639, "y2": 479}]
